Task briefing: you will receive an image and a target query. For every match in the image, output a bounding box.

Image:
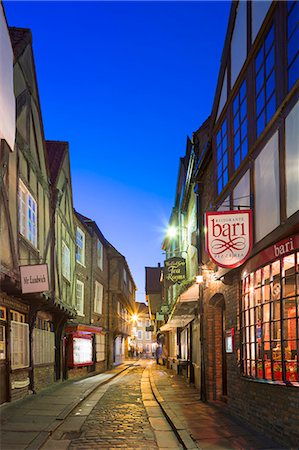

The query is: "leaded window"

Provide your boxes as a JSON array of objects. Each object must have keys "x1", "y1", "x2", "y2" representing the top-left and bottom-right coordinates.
[
  {"x1": 216, "y1": 119, "x2": 228, "y2": 194},
  {"x1": 233, "y1": 80, "x2": 248, "y2": 169},
  {"x1": 255, "y1": 24, "x2": 276, "y2": 137},
  {"x1": 287, "y1": 0, "x2": 299, "y2": 90},
  {"x1": 241, "y1": 252, "x2": 299, "y2": 383}
]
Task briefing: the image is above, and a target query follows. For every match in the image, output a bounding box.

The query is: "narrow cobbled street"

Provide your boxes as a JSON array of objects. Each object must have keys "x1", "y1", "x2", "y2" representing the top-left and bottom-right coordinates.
[{"x1": 67, "y1": 364, "x2": 160, "y2": 449}]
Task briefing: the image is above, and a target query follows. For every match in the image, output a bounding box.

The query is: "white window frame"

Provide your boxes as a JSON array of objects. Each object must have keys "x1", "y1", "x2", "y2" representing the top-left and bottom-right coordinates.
[
  {"x1": 137, "y1": 330, "x2": 142, "y2": 340},
  {"x1": 33, "y1": 328, "x2": 55, "y2": 365},
  {"x1": 76, "y1": 227, "x2": 85, "y2": 266},
  {"x1": 62, "y1": 241, "x2": 71, "y2": 281},
  {"x1": 94, "y1": 281, "x2": 103, "y2": 314},
  {"x1": 18, "y1": 179, "x2": 37, "y2": 248},
  {"x1": 96, "y1": 334, "x2": 105, "y2": 362},
  {"x1": 97, "y1": 239, "x2": 103, "y2": 270},
  {"x1": 11, "y1": 320, "x2": 29, "y2": 369},
  {"x1": 76, "y1": 279, "x2": 85, "y2": 316},
  {"x1": 146, "y1": 331, "x2": 151, "y2": 341}
]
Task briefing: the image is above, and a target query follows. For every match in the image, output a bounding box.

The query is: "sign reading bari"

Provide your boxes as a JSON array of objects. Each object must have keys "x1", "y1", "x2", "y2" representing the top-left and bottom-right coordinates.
[
  {"x1": 205, "y1": 210, "x2": 252, "y2": 269},
  {"x1": 164, "y1": 257, "x2": 186, "y2": 285},
  {"x1": 20, "y1": 264, "x2": 49, "y2": 294}
]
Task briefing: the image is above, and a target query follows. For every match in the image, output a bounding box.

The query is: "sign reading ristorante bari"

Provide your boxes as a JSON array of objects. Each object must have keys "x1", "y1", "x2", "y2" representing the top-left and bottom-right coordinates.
[
  {"x1": 20, "y1": 264, "x2": 49, "y2": 294},
  {"x1": 205, "y1": 210, "x2": 252, "y2": 269},
  {"x1": 164, "y1": 257, "x2": 186, "y2": 285}
]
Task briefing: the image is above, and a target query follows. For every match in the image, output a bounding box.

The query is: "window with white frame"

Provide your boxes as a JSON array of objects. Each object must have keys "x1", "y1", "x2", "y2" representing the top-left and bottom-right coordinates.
[
  {"x1": 97, "y1": 239, "x2": 103, "y2": 270},
  {"x1": 10, "y1": 311, "x2": 29, "y2": 369},
  {"x1": 18, "y1": 179, "x2": 37, "y2": 247},
  {"x1": 95, "y1": 334, "x2": 105, "y2": 362},
  {"x1": 76, "y1": 227, "x2": 85, "y2": 265},
  {"x1": 137, "y1": 330, "x2": 142, "y2": 340},
  {"x1": 94, "y1": 281, "x2": 103, "y2": 314},
  {"x1": 146, "y1": 331, "x2": 151, "y2": 340},
  {"x1": 62, "y1": 241, "x2": 71, "y2": 281},
  {"x1": 76, "y1": 280, "x2": 85, "y2": 316},
  {"x1": 138, "y1": 319, "x2": 143, "y2": 327},
  {"x1": 33, "y1": 328, "x2": 55, "y2": 365}
]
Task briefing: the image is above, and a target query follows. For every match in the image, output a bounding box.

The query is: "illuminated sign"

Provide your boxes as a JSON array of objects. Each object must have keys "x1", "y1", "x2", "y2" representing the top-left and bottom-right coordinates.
[
  {"x1": 20, "y1": 264, "x2": 49, "y2": 294},
  {"x1": 164, "y1": 257, "x2": 186, "y2": 285},
  {"x1": 205, "y1": 210, "x2": 252, "y2": 269},
  {"x1": 73, "y1": 337, "x2": 92, "y2": 365}
]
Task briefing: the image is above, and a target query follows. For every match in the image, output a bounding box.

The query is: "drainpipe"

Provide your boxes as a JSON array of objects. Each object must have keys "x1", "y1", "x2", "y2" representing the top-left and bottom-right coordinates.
[{"x1": 195, "y1": 182, "x2": 207, "y2": 402}]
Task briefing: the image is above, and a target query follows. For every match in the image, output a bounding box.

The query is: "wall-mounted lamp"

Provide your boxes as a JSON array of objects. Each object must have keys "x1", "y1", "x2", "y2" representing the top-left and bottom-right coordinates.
[{"x1": 195, "y1": 275, "x2": 204, "y2": 284}]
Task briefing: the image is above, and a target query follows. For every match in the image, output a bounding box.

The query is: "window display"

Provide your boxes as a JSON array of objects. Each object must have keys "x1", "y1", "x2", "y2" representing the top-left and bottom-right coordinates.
[{"x1": 241, "y1": 251, "x2": 299, "y2": 383}]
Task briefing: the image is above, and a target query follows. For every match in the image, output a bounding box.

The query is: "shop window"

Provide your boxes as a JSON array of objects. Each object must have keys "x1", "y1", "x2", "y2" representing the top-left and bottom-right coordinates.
[
  {"x1": 96, "y1": 334, "x2": 105, "y2": 362},
  {"x1": 76, "y1": 280, "x2": 85, "y2": 316},
  {"x1": 62, "y1": 241, "x2": 71, "y2": 281},
  {"x1": 97, "y1": 239, "x2": 103, "y2": 270},
  {"x1": 233, "y1": 80, "x2": 248, "y2": 169},
  {"x1": 285, "y1": 100, "x2": 299, "y2": 218},
  {"x1": 287, "y1": 1, "x2": 299, "y2": 91},
  {"x1": 0, "y1": 306, "x2": 6, "y2": 321},
  {"x1": 94, "y1": 281, "x2": 103, "y2": 314},
  {"x1": 76, "y1": 227, "x2": 85, "y2": 265},
  {"x1": 18, "y1": 179, "x2": 37, "y2": 247},
  {"x1": 216, "y1": 119, "x2": 228, "y2": 194},
  {"x1": 241, "y1": 252, "x2": 299, "y2": 383},
  {"x1": 255, "y1": 24, "x2": 276, "y2": 137},
  {"x1": 10, "y1": 311, "x2": 29, "y2": 369}
]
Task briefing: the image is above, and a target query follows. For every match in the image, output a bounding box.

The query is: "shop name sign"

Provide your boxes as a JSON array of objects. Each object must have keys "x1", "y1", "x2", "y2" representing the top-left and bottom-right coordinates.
[
  {"x1": 20, "y1": 264, "x2": 49, "y2": 294},
  {"x1": 205, "y1": 210, "x2": 252, "y2": 269},
  {"x1": 164, "y1": 257, "x2": 186, "y2": 284}
]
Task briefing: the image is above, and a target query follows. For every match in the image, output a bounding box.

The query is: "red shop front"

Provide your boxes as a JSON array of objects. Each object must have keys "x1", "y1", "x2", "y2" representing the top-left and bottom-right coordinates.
[{"x1": 65, "y1": 324, "x2": 102, "y2": 369}]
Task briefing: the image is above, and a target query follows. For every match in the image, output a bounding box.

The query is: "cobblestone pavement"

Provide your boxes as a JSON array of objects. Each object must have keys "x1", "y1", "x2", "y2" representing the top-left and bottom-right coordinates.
[{"x1": 67, "y1": 364, "x2": 160, "y2": 449}]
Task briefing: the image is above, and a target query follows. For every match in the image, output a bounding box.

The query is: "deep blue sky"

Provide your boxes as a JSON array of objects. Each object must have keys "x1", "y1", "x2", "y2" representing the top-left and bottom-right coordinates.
[{"x1": 5, "y1": 1, "x2": 230, "y2": 302}]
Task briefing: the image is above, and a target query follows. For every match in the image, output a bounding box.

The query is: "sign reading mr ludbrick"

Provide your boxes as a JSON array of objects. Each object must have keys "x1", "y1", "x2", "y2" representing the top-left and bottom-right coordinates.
[
  {"x1": 20, "y1": 264, "x2": 49, "y2": 294},
  {"x1": 164, "y1": 257, "x2": 186, "y2": 285},
  {"x1": 205, "y1": 210, "x2": 252, "y2": 269}
]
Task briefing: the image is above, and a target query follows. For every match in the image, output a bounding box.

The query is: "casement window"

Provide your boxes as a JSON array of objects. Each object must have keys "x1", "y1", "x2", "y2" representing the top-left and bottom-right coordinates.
[
  {"x1": 241, "y1": 253, "x2": 299, "y2": 383},
  {"x1": 254, "y1": 132, "x2": 280, "y2": 242},
  {"x1": 33, "y1": 328, "x2": 55, "y2": 365},
  {"x1": 76, "y1": 227, "x2": 85, "y2": 265},
  {"x1": 123, "y1": 268, "x2": 127, "y2": 285},
  {"x1": 138, "y1": 319, "x2": 143, "y2": 327},
  {"x1": 76, "y1": 280, "x2": 85, "y2": 316},
  {"x1": 233, "y1": 80, "x2": 248, "y2": 170},
  {"x1": 96, "y1": 334, "x2": 105, "y2": 362},
  {"x1": 62, "y1": 241, "x2": 71, "y2": 281},
  {"x1": 285, "y1": 100, "x2": 299, "y2": 218},
  {"x1": 97, "y1": 239, "x2": 103, "y2": 270},
  {"x1": 94, "y1": 281, "x2": 103, "y2": 314},
  {"x1": 287, "y1": 1, "x2": 299, "y2": 91},
  {"x1": 145, "y1": 332, "x2": 151, "y2": 341},
  {"x1": 216, "y1": 119, "x2": 228, "y2": 194},
  {"x1": 255, "y1": 24, "x2": 276, "y2": 137},
  {"x1": 18, "y1": 180, "x2": 37, "y2": 247},
  {"x1": 137, "y1": 330, "x2": 142, "y2": 340},
  {"x1": 10, "y1": 311, "x2": 29, "y2": 369}
]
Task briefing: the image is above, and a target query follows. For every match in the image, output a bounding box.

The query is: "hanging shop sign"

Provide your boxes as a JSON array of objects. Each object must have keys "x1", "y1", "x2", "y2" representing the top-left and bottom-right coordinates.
[
  {"x1": 164, "y1": 257, "x2": 186, "y2": 285},
  {"x1": 20, "y1": 264, "x2": 49, "y2": 294},
  {"x1": 205, "y1": 210, "x2": 252, "y2": 269}
]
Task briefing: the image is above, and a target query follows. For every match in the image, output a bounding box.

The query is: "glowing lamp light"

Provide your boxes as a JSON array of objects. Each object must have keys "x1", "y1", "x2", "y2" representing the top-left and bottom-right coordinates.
[
  {"x1": 195, "y1": 275, "x2": 204, "y2": 284},
  {"x1": 131, "y1": 313, "x2": 138, "y2": 322},
  {"x1": 167, "y1": 226, "x2": 177, "y2": 238}
]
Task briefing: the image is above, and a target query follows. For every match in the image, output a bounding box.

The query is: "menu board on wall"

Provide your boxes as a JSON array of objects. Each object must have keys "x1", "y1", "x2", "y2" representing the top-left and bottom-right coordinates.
[{"x1": 73, "y1": 337, "x2": 92, "y2": 365}]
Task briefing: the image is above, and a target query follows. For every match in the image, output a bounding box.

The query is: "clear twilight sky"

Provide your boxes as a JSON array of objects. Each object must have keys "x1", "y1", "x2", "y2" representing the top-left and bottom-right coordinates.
[{"x1": 5, "y1": 0, "x2": 230, "y2": 302}]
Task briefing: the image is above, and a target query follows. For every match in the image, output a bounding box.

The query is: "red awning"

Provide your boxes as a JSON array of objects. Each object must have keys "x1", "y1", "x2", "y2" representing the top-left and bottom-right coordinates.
[{"x1": 65, "y1": 324, "x2": 103, "y2": 334}]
